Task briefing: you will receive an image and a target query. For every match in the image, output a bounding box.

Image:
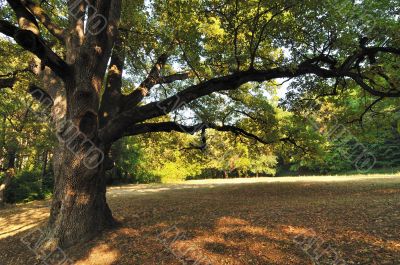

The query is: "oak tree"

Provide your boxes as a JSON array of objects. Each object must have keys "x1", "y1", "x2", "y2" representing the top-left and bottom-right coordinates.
[{"x1": 0, "y1": 0, "x2": 399, "y2": 248}]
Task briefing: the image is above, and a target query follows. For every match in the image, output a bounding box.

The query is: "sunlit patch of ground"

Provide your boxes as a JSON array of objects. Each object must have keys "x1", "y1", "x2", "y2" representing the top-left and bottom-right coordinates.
[
  {"x1": 74, "y1": 244, "x2": 120, "y2": 265},
  {"x1": 0, "y1": 174, "x2": 399, "y2": 264},
  {"x1": 0, "y1": 200, "x2": 49, "y2": 239}
]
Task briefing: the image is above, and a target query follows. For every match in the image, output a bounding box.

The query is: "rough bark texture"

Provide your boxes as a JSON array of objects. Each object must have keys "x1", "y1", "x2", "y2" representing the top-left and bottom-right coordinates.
[
  {"x1": 47, "y1": 145, "x2": 114, "y2": 248},
  {"x1": 42, "y1": 56, "x2": 116, "y2": 248}
]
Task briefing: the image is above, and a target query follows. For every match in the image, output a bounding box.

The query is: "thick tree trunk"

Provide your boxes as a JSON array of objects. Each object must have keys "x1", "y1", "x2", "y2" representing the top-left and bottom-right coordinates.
[
  {"x1": 44, "y1": 145, "x2": 115, "y2": 248},
  {"x1": 1, "y1": 0, "x2": 122, "y2": 250}
]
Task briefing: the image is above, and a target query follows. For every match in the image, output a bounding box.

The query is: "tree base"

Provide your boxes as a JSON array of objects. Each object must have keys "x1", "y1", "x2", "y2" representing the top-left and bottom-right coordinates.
[{"x1": 46, "y1": 196, "x2": 115, "y2": 248}]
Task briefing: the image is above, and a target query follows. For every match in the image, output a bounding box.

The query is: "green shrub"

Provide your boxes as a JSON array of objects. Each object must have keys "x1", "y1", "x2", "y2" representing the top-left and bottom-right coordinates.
[
  {"x1": 106, "y1": 167, "x2": 133, "y2": 185},
  {"x1": 133, "y1": 172, "x2": 161, "y2": 184},
  {"x1": 5, "y1": 171, "x2": 49, "y2": 203}
]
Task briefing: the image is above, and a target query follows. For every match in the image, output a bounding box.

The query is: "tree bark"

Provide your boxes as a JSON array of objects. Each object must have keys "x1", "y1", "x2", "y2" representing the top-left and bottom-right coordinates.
[
  {"x1": 44, "y1": 145, "x2": 115, "y2": 248},
  {"x1": 32, "y1": 53, "x2": 117, "y2": 249},
  {"x1": 39, "y1": 58, "x2": 117, "y2": 248}
]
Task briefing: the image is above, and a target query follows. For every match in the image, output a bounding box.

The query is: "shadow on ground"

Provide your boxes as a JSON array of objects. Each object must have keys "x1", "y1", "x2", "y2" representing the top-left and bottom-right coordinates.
[{"x1": 0, "y1": 177, "x2": 399, "y2": 265}]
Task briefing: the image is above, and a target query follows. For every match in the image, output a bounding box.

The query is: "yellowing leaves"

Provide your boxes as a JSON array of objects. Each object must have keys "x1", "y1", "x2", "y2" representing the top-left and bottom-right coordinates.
[{"x1": 200, "y1": 17, "x2": 226, "y2": 40}]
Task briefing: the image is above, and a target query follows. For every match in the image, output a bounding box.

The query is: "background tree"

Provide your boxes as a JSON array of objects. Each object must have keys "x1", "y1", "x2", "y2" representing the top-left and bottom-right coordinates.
[{"x1": 0, "y1": 39, "x2": 53, "y2": 205}]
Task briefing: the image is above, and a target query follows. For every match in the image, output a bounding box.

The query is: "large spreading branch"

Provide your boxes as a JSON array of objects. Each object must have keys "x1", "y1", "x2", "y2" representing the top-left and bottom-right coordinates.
[
  {"x1": 0, "y1": 2, "x2": 70, "y2": 80},
  {"x1": 82, "y1": 0, "x2": 122, "y2": 81},
  {"x1": 124, "y1": 121, "x2": 307, "y2": 152},
  {"x1": 65, "y1": 0, "x2": 86, "y2": 62},
  {"x1": 23, "y1": 0, "x2": 66, "y2": 43},
  {"x1": 347, "y1": 73, "x2": 400, "y2": 98},
  {"x1": 6, "y1": 0, "x2": 39, "y2": 34},
  {"x1": 100, "y1": 43, "x2": 400, "y2": 144},
  {"x1": 99, "y1": 34, "x2": 125, "y2": 128},
  {"x1": 125, "y1": 121, "x2": 275, "y2": 144},
  {"x1": 99, "y1": 62, "x2": 338, "y2": 143},
  {"x1": 124, "y1": 53, "x2": 170, "y2": 107}
]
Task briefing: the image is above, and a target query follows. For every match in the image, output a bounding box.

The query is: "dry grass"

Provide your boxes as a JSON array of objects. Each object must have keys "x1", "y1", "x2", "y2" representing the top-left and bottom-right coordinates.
[{"x1": 0, "y1": 175, "x2": 399, "y2": 265}]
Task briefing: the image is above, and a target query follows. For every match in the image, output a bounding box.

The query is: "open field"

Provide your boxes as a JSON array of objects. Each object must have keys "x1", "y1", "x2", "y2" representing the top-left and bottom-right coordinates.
[{"x1": 0, "y1": 175, "x2": 399, "y2": 265}]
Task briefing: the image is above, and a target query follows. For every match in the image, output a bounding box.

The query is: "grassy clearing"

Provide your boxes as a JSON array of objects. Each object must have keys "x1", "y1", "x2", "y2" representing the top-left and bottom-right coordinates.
[{"x1": 0, "y1": 174, "x2": 399, "y2": 264}]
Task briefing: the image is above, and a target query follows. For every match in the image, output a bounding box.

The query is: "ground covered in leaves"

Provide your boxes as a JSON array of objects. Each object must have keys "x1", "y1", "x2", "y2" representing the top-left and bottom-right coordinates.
[{"x1": 0, "y1": 175, "x2": 399, "y2": 265}]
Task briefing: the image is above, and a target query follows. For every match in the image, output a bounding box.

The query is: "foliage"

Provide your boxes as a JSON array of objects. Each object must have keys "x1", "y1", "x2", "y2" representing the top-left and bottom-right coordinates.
[{"x1": 4, "y1": 170, "x2": 52, "y2": 203}]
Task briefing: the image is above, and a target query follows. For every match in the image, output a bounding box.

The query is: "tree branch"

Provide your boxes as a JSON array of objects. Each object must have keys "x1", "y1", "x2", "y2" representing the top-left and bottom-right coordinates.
[
  {"x1": 0, "y1": 68, "x2": 31, "y2": 89},
  {"x1": 0, "y1": 20, "x2": 19, "y2": 37},
  {"x1": 348, "y1": 73, "x2": 400, "y2": 98},
  {"x1": 347, "y1": 96, "x2": 384, "y2": 126},
  {"x1": 0, "y1": 77, "x2": 16, "y2": 89},
  {"x1": 3, "y1": 1, "x2": 70, "y2": 80},
  {"x1": 23, "y1": 0, "x2": 65, "y2": 43},
  {"x1": 12, "y1": 29, "x2": 70, "y2": 79},
  {"x1": 159, "y1": 73, "x2": 190, "y2": 84},
  {"x1": 124, "y1": 51, "x2": 186, "y2": 108},
  {"x1": 124, "y1": 121, "x2": 307, "y2": 153},
  {"x1": 124, "y1": 121, "x2": 276, "y2": 144},
  {"x1": 66, "y1": 0, "x2": 86, "y2": 62},
  {"x1": 6, "y1": 0, "x2": 39, "y2": 34},
  {"x1": 99, "y1": 63, "x2": 340, "y2": 143},
  {"x1": 99, "y1": 34, "x2": 125, "y2": 128},
  {"x1": 83, "y1": 0, "x2": 122, "y2": 80},
  {"x1": 99, "y1": 43, "x2": 400, "y2": 144}
]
